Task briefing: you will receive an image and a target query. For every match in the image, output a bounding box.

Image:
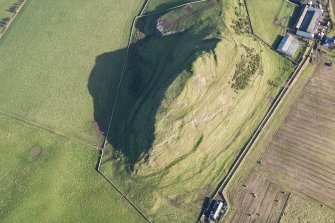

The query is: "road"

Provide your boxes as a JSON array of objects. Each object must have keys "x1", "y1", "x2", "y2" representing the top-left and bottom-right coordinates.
[{"x1": 205, "y1": 43, "x2": 314, "y2": 220}]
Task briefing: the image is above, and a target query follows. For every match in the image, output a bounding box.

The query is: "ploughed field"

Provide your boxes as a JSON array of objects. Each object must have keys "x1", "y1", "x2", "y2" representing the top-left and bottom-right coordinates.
[
  {"x1": 228, "y1": 173, "x2": 289, "y2": 223},
  {"x1": 224, "y1": 58, "x2": 335, "y2": 222},
  {"x1": 262, "y1": 61, "x2": 335, "y2": 209}
]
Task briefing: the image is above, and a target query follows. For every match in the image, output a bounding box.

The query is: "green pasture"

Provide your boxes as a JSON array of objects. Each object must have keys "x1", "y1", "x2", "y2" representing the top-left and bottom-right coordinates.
[
  {"x1": 0, "y1": 115, "x2": 146, "y2": 223},
  {"x1": 99, "y1": 0, "x2": 294, "y2": 222},
  {"x1": 0, "y1": 0, "x2": 143, "y2": 145},
  {"x1": 292, "y1": 40, "x2": 307, "y2": 62},
  {"x1": 0, "y1": 0, "x2": 17, "y2": 21},
  {"x1": 247, "y1": 0, "x2": 297, "y2": 46},
  {"x1": 0, "y1": 0, "x2": 298, "y2": 222}
]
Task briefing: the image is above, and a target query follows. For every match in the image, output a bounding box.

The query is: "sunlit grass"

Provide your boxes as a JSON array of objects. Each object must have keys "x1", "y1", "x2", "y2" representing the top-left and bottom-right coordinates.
[{"x1": 0, "y1": 115, "x2": 146, "y2": 222}]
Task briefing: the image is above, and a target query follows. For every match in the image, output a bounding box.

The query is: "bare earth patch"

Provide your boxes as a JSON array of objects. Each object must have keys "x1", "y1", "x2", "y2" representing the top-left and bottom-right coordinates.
[
  {"x1": 262, "y1": 62, "x2": 335, "y2": 209},
  {"x1": 30, "y1": 146, "x2": 42, "y2": 161},
  {"x1": 224, "y1": 58, "x2": 335, "y2": 222}
]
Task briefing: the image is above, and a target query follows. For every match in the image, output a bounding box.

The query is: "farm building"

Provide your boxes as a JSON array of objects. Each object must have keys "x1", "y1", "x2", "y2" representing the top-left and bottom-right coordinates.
[
  {"x1": 322, "y1": 36, "x2": 335, "y2": 49},
  {"x1": 277, "y1": 34, "x2": 300, "y2": 57},
  {"x1": 296, "y1": 5, "x2": 322, "y2": 39}
]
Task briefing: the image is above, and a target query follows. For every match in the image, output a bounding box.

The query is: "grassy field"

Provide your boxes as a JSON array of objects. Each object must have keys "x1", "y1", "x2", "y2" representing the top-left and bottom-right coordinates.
[
  {"x1": 280, "y1": 195, "x2": 335, "y2": 223},
  {"x1": 247, "y1": 0, "x2": 297, "y2": 46},
  {"x1": 292, "y1": 40, "x2": 308, "y2": 62},
  {"x1": 0, "y1": 0, "x2": 144, "y2": 145},
  {"x1": 0, "y1": 0, "x2": 19, "y2": 20},
  {"x1": 0, "y1": 0, "x2": 23, "y2": 32},
  {"x1": 0, "y1": 114, "x2": 146, "y2": 222},
  {"x1": 0, "y1": 0, "x2": 151, "y2": 222},
  {"x1": 329, "y1": 0, "x2": 335, "y2": 23},
  {"x1": 224, "y1": 55, "x2": 335, "y2": 222},
  {"x1": 97, "y1": 0, "x2": 295, "y2": 222}
]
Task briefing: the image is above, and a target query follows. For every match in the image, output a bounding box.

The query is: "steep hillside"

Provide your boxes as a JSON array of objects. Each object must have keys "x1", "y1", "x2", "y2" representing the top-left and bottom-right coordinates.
[{"x1": 97, "y1": 0, "x2": 294, "y2": 222}]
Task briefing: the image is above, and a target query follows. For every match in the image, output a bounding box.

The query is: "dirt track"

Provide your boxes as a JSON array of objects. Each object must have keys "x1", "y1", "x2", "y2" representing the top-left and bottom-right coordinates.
[{"x1": 262, "y1": 60, "x2": 335, "y2": 209}]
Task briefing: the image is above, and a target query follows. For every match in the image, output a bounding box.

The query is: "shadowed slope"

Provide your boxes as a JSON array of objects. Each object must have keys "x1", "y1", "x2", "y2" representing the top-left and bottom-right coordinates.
[{"x1": 88, "y1": 1, "x2": 222, "y2": 167}]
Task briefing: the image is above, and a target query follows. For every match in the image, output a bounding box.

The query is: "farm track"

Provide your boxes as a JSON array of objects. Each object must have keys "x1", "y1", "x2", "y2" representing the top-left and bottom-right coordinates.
[
  {"x1": 211, "y1": 38, "x2": 311, "y2": 200},
  {"x1": 96, "y1": 0, "x2": 231, "y2": 222},
  {"x1": 204, "y1": 1, "x2": 315, "y2": 221},
  {"x1": 261, "y1": 63, "x2": 335, "y2": 209},
  {"x1": 97, "y1": 1, "x2": 215, "y2": 222},
  {"x1": 0, "y1": 0, "x2": 310, "y2": 222},
  {"x1": 92, "y1": 0, "x2": 315, "y2": 222}
]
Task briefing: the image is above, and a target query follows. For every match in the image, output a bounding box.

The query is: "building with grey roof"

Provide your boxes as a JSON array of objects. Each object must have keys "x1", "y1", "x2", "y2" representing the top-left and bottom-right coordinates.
[
  {"x1": 296, "y1": 5, "x2": 322, "y2": 39},
  {"x1": 322, "y1": 36, "x2": 335, "y2": 49},
  {"x1": 277, "y1": 34, "x2": 300, "y2": 57}
]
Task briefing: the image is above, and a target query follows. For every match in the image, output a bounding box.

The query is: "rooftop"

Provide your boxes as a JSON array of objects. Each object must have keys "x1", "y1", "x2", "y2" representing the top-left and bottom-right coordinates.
[
  {"x1": 277, "y1": 34, "x2": 300, "y2": 57},
  {"x1": 296, "y1": 6, "x2": 322, "y2": 34}
]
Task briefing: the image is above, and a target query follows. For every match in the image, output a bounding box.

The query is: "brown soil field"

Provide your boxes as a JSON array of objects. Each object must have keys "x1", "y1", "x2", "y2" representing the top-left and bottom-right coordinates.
[
  {"x1": 262, "y1": 61, "x2": 335, "y2": 209},
  {"x1": 227, "y1": 173, "x2": 289, "y2": 223},
  {"x1": 224, "y1": 57, "x2": 335, "y2": 222}
]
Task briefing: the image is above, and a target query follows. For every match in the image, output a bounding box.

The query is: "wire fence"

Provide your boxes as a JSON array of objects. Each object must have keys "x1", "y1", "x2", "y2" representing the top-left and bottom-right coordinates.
[{"x1": 0, "y1": 0, "x2": 28, "y2": 40}]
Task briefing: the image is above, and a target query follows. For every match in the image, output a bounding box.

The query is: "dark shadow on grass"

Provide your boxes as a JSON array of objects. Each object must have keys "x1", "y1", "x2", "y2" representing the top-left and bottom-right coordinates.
[
  {"x1": 272, "y1": 35, "x2": 284, "y2": 49},
  {"x1": 88, "y1": 5, "x2": 222, "y2": 172}
]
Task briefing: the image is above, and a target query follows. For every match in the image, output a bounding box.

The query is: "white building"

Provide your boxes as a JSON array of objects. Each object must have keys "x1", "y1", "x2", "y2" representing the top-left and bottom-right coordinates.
[
  {"x1": 277, "y1": 34, "x2": 300, "y2": 57},
  {"x1": 296, "y1": 5, "x2": 322, "y2": 39}
]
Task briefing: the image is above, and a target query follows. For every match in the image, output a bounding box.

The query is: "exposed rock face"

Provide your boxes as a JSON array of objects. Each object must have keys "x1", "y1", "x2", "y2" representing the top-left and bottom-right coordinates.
[
  {"x1": 156, "y1": 18, "x2": 182, "y2": 36},
  {"x1": 156, "y1": 0, "x2": 218, "y2": 36}
]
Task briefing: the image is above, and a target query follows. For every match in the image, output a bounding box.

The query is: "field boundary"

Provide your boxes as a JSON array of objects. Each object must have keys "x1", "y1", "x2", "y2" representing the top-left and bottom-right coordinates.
[
  {"x1": 206, "y1": 0, "x2": 309, "y2": 199},
  {"x1": 276, "y1": 193, "x2": 292, "y2": 223},
  {"x1": 0, "y1": 110, "x2": 96, "y2": 149},
  {"x1": 96, "y1": 155, "x2": 152, "y2": 223},
  {"x1": 103, "y1": 0, "x2": 213, "y2": 146},
  {"x1": 212, "y1": 43, "x2": 313, "y2": 198},
  {"x1": 0, "y1": 0, "x2": 28, "y2": 40},
  {"x1": 96, "y1": 0, "x2": 306, "y2": 222},
  {"x1": 243, "y1": 0, "x2": 298, "y2": 64},
  {"x1": 96, "y1": 0, "x2": 221, "y2": 222}
]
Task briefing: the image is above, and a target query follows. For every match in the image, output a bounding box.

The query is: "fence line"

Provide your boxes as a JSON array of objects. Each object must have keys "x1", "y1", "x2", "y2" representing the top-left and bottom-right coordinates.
[
  {"x1": 0, "y1": 110, "x2": 96, "y2": 149},
  {"x1": 96, "y1": 0, "x2": 227, "y2": 222},
  {"x1": 212, "y1": 44, "x2": 312, "y2": 199},
  {"x1": 139, "y1": 0, "x2": 208, "y2": 18},
  {"x1": 96, "y1": 0, "x2": 310, "y2": 222},
  {"x1": 276, "y1": 193, "x2": 292, "y2": 223},
  {"x1": 0, "y1": 0, "x2": 28, "y2": 41}
]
